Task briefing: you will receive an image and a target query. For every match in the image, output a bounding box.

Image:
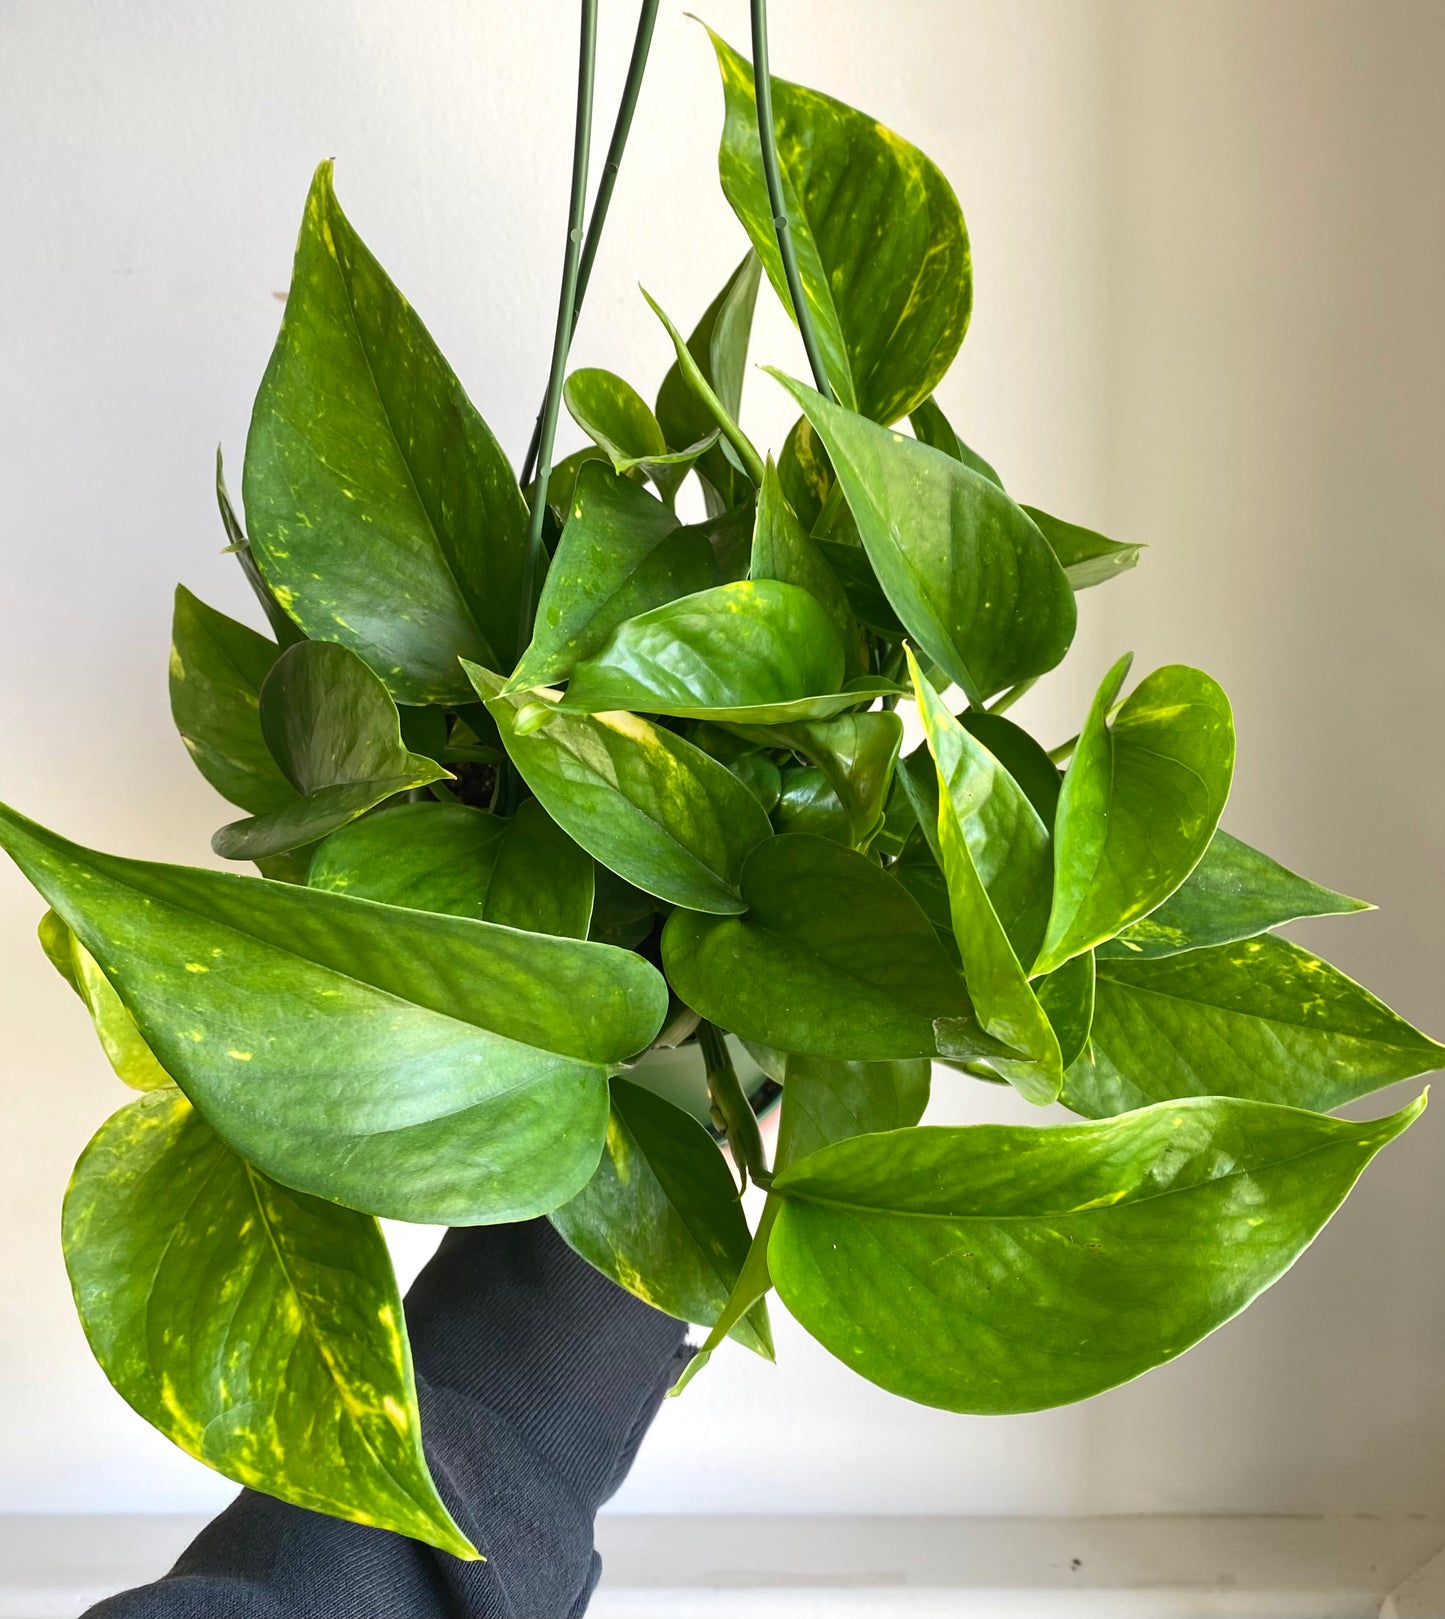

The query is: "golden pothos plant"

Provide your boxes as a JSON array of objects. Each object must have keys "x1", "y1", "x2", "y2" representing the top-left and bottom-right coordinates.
[{"x1": 4, "y1": 1, "x2": 1438, "y2": 1558}]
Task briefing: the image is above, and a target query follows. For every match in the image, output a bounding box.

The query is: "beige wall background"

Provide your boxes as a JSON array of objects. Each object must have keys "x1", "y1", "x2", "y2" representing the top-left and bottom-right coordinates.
[{"x1": 0, "y1": 0, "x2": 1441, "y2": 1520}]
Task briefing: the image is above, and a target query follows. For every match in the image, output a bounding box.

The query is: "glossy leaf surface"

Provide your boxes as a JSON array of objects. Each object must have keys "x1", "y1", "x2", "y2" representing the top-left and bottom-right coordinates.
[
  {"x1": 1063, "y1": 935, "x2": 1445, "y2": 1117},
  {"x1": 1097, "y1": 829, "x2": 1369, "y2": 961},
  {"x1": 507, "y1": 466, "x2": 714, "y2": 692},
  {"x1": 170, "y1": 586, "x2": 293, "y2": 815},
  {"x1": 65, "y1": 1089, "x2": 473, "y2": 1556},
  {"x1": 213, "y1": 641, "x2": 449, "y2": 860},
  {"x1": 563, "y1": 367, "x2": 715, "y2": 503},
  {"x1": 1035, "y1": 657, "x2": 1235, "y2": 975},
  {"x1": 308, "y1": 799, "x2": 593, "y2": 938},
  {"x1": 710, "y1": 31, "x2": 971, "y2": 423},
  {"x1": 244, "y1": 161, "x2": 527, "y2": 701},
  {"x1": 911, "y1": 652, "x2": 1060, "y2": 1104},
  {"x1": 560, "y1": 580, "x2": 896, "y2": 724},
  {"x1": 732, "y1": 712, "x2": 903, "y2": 849},
  {"x1": 0, "y1": 800, "x2": 665, "y2": 1223},
  {"x1": 550, "y1": 1077, "x2": 772, "y2": 1355},
  {"x1": 470, "y1": 665, "x2": 772, "y2": 914},
  {"x1": 773, "y1": 372, "x2": 1076, "y2": 703},
  {"x1": 662, "y1": 834, "x2": 998, "y2": 1062},
  {"x1": 770, "y1": 1093, "x2": 1423, "y2": 1413}
]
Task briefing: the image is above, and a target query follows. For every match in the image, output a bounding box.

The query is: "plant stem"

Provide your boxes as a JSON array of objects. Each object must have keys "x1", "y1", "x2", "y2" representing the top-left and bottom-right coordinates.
[
  {"x1": 987, "y1": 677, "x2": 1038, "y2": 716},
  {"x1": 698, "y1": 1021, "x2": 768, "y2": 1189},
  {"x1": 749, "y1": 0, "x2": 832, "y2": 400},
  {"x1": 516, "y1": 0, "x2": 598, "y2": 657},
  {"x1": 1047, "y1": 731, "x2": 1080, "y2": 764},
  {"x1": 520, "y1": 0, "x2": 661, "y2": 489}
]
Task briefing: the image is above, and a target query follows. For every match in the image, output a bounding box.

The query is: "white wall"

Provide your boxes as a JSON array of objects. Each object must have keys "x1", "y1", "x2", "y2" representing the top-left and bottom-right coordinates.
[{"x1": 0, "y1": 0, "x2": 1441, "y2": 1522}]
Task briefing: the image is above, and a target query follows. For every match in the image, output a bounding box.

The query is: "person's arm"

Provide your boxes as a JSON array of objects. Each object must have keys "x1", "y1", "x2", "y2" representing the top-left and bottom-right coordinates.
[{"x1": 84, "y1": 1220, "x2": 690, "y2": 1619}]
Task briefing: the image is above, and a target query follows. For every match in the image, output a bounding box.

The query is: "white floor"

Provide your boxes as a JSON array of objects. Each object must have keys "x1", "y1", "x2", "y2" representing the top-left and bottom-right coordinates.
[{"x1": 2, "y1": 1514, "x2": 1442, "y2": 1619}]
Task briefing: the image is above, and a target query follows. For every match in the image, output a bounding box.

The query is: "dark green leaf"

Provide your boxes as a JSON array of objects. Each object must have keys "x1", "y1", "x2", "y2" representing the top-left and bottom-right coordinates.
[
  {"x1": 771, "y1": 372, "x2": 1076, "y2": 704},
  {"x1": 587, "y1": 866, "x2": 657, "y2": 950},
  {"x1": 690, "y1": 498, "x2": 757, "y2": 585},
  {"x1": 39, "y1": 910, "x2": 171, "y2": 1091},
  {"x1": 0, "y1": 799, "x2": 667, "y2": 1223},
  {"x1": 908, "y1": 396, "x2": 1003, "y2": 487},
  {"x1": 170, "y1": 586, "x2": 294, "y2": 816},
  {"x1": 563, "y1": 367, "x2": 717, "y2": 505},
  {"x1": 709, "y1": 30, "x2": 971, "y2": 423},
  {"x1": 731, "y1": 712, "x2": 903, "y2": 850},
  {"x1": 1097, "y1": 828, "x2": 1370, "y2": 961},
  {"x1": 212, "y1": 641, "x2": 450, "y2": 860},
  {"x1": 814, "y1": 539, "x2": 903, "y2": 636},
  {"x1": 308, "y1": 799, "x2": 593, "y2": 938},
  {"x1": 468, "y1": 664, "x2": 772, "y2": 915},
  {"x1": 751, "y1": 460, "x2": 866, "y2": 676},
  {"x1": 244, "y1": 161, "x2": 527, "y2": 702},
  {"x1": 773, "y1": 767, "x2": 851, "y2": 844},
  {"x1": 1035, "y1": 657, "x2": 1236, "y2": 975},
  {"x1": 550, "y1": 1078, "x2": 772, "y2": 1356},
  {"x1": 770, "y1": 1050, "x2": 931, "y2": 1169},
  {"x1": 959, "y1": 711, "x2": 1062, "y2": 828},
  {"x1": 1036, "y1": 950, "x2": 1096, "y2": 1071},
  {"x1": 654, "y1": 253, "x2": 763, "y2": 512},
  {"x1": 662, "y1": 833, "x2": 999, "y2": 1062},
  {"x1": 911, "y1": 651, "x2": 1060, "y2": 1104},
  {"x1": 65, "y1": 1089, "x2": 474, "y2": 1556},
  {"x1": 1022, "y1": 506, "x2": 1144, "y2": 591},
  {"x1": 507, "y1": 466, "x2": 714, "y2": 692},
  {"x1": 559, "y1": 580, "x2": 895, "y2": 724},
  {"x1": 1063, "y1": 935, "x2": 1445, "y2": 1117},
  {"x1": 769, "y1": 1092, "x2": 1423, "y2": 1412}
]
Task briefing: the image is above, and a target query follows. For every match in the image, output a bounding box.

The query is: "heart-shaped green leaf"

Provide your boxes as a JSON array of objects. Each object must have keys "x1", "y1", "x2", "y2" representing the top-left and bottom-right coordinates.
[
  {"x1": 1034, "y1": 657, "x2": 1236, "y2": 975},
  {"x1": 507, "y1": 466, "x2": 714, "y2": 693},
  {"x1": 769, "y1": 1092, "x2": 1424, "y2": 1413},
  {"x1": 0, "y1": 800, "x2": 666, "y2": 1223},
  {"x1": 772, "y1": 766, "x2": 851, "y2": 845},
  {"x1": 469, "y1": 664, "x2": 772, "y2": 914},
  {"x1": 170, "y1": 586, "x2": 293, "y2": 815},
  {"x1": 38, "y1": 910, "x2": 171, "y2": 1091},
  {"x1": 1022, "y1": 506, "x2": 1145, "y2": 591},
  {"x1": 65, "y1": 1088, "x2": 474, "y2": 1557},
  {"x1": 559, "y1": 580, "x2": 896, "y2": 724},
  {"x1": 771, "y1": 372, "x2": 1076, "y2": 705},
  {"x1": 655, "y1": 253, "x2": 762, "y2": 513},
  {"x1": 1097, "y1": 829, "x2": 1370, "y2": 961},
  {"x1": 550, "y1": 1077, "x2": 772, "y2": 1357},
  {"x1": 709, "y1": 30, "x2": 971, "y2": 423},
  {"x1": 244, "y1": 161, "x2": 527, "y2": 702},
  {"x1": 751, "y1": 460, "x2": 865, "y2": 676},
  {"x1": 212, "y1": 641, "x2": 450, "y2": 861},
  {"x1": 910, "y1": 651, "x2": 1060, "y2": 1104},
  {"x1": 730, "y1": 711, "x2": 903, "y2": 850},
  {"x1": 1063, "y1": 935, "x2": 1445, "y2": 1117},
  {"x1": 563, "y1": 367, "x2": 718, "y2": 505},
  {"x1": 308, "y1": 799, "x2": 593, "y2": 938},
  {"x1": 662, "y1": 833, "x2": 1000, "y2": 1063}
]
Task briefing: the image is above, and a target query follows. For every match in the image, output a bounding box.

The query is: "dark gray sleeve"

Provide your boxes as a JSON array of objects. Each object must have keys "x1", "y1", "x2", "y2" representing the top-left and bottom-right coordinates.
[{"x1": 83, "y1": 1220, "x2": 690, "y2": 1619}]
